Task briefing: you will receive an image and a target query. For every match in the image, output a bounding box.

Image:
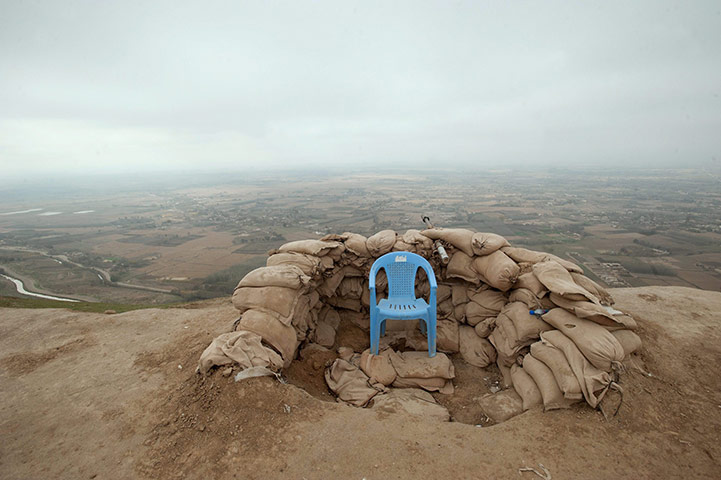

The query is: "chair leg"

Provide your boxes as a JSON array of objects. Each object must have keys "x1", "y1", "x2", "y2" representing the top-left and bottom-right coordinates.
[
  {"x1": 380, "y1": 319, "x2": 386, "y2": 337},
  {"x1": 427, "y1": 311, "x2": 437, "y2": 358},
  {"x1": 370, "y1": 309, "x2": 379, "y2": 355},
  {"x1": 419, "y1": 318, "x2": 427, "y2": 336}
]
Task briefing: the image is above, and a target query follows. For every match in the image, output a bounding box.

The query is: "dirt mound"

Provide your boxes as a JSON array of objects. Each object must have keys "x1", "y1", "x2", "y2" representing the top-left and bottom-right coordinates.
[{"x1": 1, "y1": 287, "x2": 721, "y2": 479}]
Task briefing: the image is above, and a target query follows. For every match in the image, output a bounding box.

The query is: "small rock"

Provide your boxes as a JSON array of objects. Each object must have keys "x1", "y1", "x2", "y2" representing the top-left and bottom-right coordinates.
[
  {"x1": 104, "y1": 310, "x2": 116, "y2": 315},
  {"x1": 178, "y1": 364, "x2": 183, "y2": 370},
  {"x1": 197, "y1": 425, "x2": 206, "y2": 432},
  {"x1": 490, "y1": 385, "x2": 500, "y2": 393},
  {"x1": 221, "y1": 367, "x2": 233, "y2": 377}
]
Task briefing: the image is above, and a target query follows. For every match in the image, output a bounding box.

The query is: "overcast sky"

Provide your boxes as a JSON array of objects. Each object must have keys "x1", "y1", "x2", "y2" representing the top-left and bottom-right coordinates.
[{"x1": 1, "y1": 0, "x2": 719, "y2": 177}]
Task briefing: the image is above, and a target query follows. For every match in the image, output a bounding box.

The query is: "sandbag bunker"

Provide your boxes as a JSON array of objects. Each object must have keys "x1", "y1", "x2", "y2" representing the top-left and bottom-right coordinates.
[{"x1": 198, "y1": 227, "x2": 640, "y2": 423}]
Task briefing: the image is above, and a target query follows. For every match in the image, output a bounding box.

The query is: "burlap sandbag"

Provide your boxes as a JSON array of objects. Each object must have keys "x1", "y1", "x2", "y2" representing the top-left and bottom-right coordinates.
[
  {"x1": 446, "y1": 251, "x2": 481, "y2": 285},
  {"x1": 437, "y1": 318, "x2": 460, "y2": 352},
  {"x1": 530, "y1": 341, "x2": 583, "y2": 400},
  {"x1": 198, "y1": 330, "x2": 284, "y2": 374},
  {"x1": 388, "y1": 350, "x2": 455, "y2": 393},
  {"x1": 501, "y1": 247, "x2": 583, "y2": 273},
  {"x1": 465, "y1": 301, "x2": 498, "y2": 326},
  {"x1": 316, "y1": 268, "x2": 346, "y2": 297},
  {"x1": 532, "y1": 261, "x2": 598, "y2": 303},
  {"x1": 571, "y1": 273, "x2": 614, "y2": 305},
  {"x1": 510, "y1": 364, "x2": 543, "y2": 411},
  {"x1": 359, "y1": 348, "x2": 397, "y2": 386},
  {"x1": 522, "y1": 354, "x2": 574, "y2": 410},
  {"x1": 326, "y1": 296, "x2": 362, "y2": 312},
  {"x1": 468, "y1": 288, "x2": 507, "y2": 313},
  {"x1": 474, "y1": 316, "x2": 496, "y2": 338},
  {"x1": 451, "y1": 284, "x2": 470, "y2": 306},
  {"x1": 311, "y1": 306, "x2": 340, "y2": 348},
  {"x1": 479, "y1": 389, "x2": 524, "y2": 423},
  {"x1": 541, "y1": 330, "x2": 612, "y2": 408},
  {"x1": 393, "y1": 239, "x2": 415, "y2": 253},
  {"x1": 542, "y1": 308, "x2": 625, "y2": 372},
  {"x1": 488, "y1": 326, "x2": 519, "y2": 367},
  {"x1": 508, "y1": 288, "x2": 545, "y2": 309},
  {"x1": 266, "y1": 252, "x2": 323, "y2": 276},
  {"x1": 325, "y1": 358, "x2": 382, "y2": 407},
  {"x1": 500, "y1": 302, "x2": 553, "y2": 345},
  {"x1": 238, "y1": 309, "x2": 299, "y2": 367},
  {"x1": 471, "y1": 232, "x2": 510, "y2": 256},
  {"x1": 279, "y1": 239, "x2": 340, "y2": 256},
  {"x1": 549, "y1": 293, "x2": 635, "y2": 329},
  {"x1": 342, "y1": 232, "x2": 371, "y2": 257},
  {"x1": 238, "y1": 264, "x2": 310, "y2": 290},
  {"x1": 402, "y1": 229, "x2": 434, "y2": 251},
  {"x1": 611, "y1": 330, "x2": 642, "y2": 357},
  {"x1": 514, "y1": 272, "x2": 547, "y2": 297},
  {"x1": 371, "y1": 388, "x2": 450, "y2": 422},
  {"x1": 452, "y1": 303, "x2": 466, "y2": 323},
  {"x1": 232, "y1": 285, "x2": 303, "y2": 325},
  {"x1": 338, "y1": 276, "x2": 364, "y2": 299},
  {"x1": 458, "y1": 325, "x2": 497, "y2": 367},
  {"x1": 472, "y1": 250, "x2": 520, "y2": 292},
  {"x1": 366, "y1": 230, "x2": 396, "y2": 257},
  {"x1": 497, "y1": 359, "x2": 513, "y2": 389},
  {"x1": 421, "y1": 227, "x2": 475, "y2": 256}
]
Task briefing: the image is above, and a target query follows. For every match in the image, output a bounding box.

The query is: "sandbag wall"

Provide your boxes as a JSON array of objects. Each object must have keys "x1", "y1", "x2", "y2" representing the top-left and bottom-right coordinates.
[{"x1": 201, "y1": 227, "x2": 641, "y2": 417}]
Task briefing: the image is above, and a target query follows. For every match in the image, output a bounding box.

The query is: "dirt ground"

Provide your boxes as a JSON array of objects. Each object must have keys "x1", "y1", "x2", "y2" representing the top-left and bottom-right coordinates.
[{"x1": 1, "y1": 287, "x2": 721, "y2": 479}]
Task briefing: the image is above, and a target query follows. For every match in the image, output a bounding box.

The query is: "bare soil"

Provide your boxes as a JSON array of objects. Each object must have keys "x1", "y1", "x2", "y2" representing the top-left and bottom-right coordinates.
[{"x1": 1, "y1": 287, "x2": 721, "y2": 479}]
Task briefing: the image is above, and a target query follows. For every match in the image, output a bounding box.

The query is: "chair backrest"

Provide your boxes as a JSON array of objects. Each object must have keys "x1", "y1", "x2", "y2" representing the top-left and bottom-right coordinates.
[{"x1": 369, "y1": 251, "x2": 437, "y2": 300}]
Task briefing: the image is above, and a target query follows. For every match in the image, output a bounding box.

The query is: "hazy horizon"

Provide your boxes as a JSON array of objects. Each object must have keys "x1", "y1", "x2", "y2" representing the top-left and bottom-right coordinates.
[{"x1": 1, "y1": 0, "x2": 720, "y2": 177}]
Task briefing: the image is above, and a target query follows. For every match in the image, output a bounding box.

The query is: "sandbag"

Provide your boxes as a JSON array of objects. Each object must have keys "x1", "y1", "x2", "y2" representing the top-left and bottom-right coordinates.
[
  {"x1": 471, "y1": 232, "x2": 510, "y2": 256},
  {"x1": 371, "y1": 388, "x2": 450, "y2": 422},
  {"x1": 497, "y1": 359, "x2": 513, "y2": 389},
  {"x1": 500, "y1": 302, "x2": 553, "y2": 345},
  {"x1": 238, "y1": 309, "x2": 299, "y2": 367},
  {"x1": 338, "y1": 276, "x2": 364, "y2": 299},
  {"x1": 571, "y1": 273, "x2": 614, "y2": 305},
  {"x1": 532, "y1": 261, "x2": 598, "y2": 303},
  {"x1": 611, "y1": 330, "x2": 642, "y2": 357},
  {"x1": 530, "y1": 341, "x2": 583, "y2": 400},
  {"x1": 549, "y1": 293, "x2": 634, "y2": 329},
  {"x1": 501, "y1": 247, "x2": 583, "y2": 273},
  {"x1": 388, "y1": 350, "x2": 455, "y2": 393},
  {"x1": 508, "y1": 288, "x2": 545, "y2": 309},
  {"x1": 468, "y1": 288, "x2": 507, "y2": 313},
  {"x1": 238, "y1": 264, "x2": 310, "y2": 290},
  {"x1": 479, "y1": 389, "x2": 523, "y2": 423},
  {"x1": 325, "y1": 359, "x2": 382, "y2": 406},
  {"x1": 316, "y1": 269, "x2": 346, "y2": 297},
  {"x1": 542, "y1": 308, "x2": 625, "y2": 372},
  {"x1": 472, "y1": 250, "x2": 520, "y2": 292},
  {"x1": 232, "y1": 286, "x2": 303, "y2": 325},
  {"x1": 279, "y1": 239, "x2": 340, "y2": 256},
  {"x1": 421, "y1": 227, "x2": 475, "y2": 256},
  {"x1": 342, "y1": 232, "x2": 371, "y2": 257},
  {"x1": 451, "y1": 283, "x2": 470, "y2": 306},
  {"x1": 198, "y1": 330, "x2": 284, "y2": 374},
  {"x1": 474, "y1": 316, "x2": 496, "y2": 338},
  {"x1": 458, "y1": 326, "x2": 497, "y2": 367},
  {"x1": 510, "y1": 364, "x2": 543, "y2": 411},
  {"x1": 522, "y1": 354, "x2": 574, "y2": 410},
  {"x1": 266, "y1": 252, "x2": 323, "y2": 276},
  {"x1": 312, "y1": 306, "x2": 341, "y2": 348},
  {"x1": 401, "y1": 229, "x2": 434, "y2": 251},
  {"x1": 446, "y1": 251, "x2": 481, "y2": 285},
  {"x1": 514, "y1": 272, "x2": 547, "y2": 297},
  {"x1": 437, "y1": 319, "x2": 460, "y2": 353},
  {"x1": 366, "y1": 230, "x2": 396, "y2": 257},
  {"x1": 465, "y1": 301, "x2": 498, "y2": 326},
  {"x1": 541, "y1": 330, "x2": 612, "y2": 408},
  {"x1": 359, "y1": 349, "x2": 397, "y2": 386}
]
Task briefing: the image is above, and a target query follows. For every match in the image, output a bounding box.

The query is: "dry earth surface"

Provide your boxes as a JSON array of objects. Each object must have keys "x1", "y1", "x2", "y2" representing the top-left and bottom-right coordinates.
[{"x1": 1, "y1": 287, "x2": 720, "y2": 479}]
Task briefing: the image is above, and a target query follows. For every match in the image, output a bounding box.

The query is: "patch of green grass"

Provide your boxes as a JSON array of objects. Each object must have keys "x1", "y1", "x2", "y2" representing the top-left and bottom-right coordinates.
[{"x1": 0, "y1": 296, "x2": 183, "y2": 313}]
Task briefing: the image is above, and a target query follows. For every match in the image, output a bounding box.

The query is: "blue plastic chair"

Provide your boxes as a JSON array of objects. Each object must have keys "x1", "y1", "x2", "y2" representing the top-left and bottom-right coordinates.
[{"x1": 369, "y1": 251, "x2": 437, "y2": 357}]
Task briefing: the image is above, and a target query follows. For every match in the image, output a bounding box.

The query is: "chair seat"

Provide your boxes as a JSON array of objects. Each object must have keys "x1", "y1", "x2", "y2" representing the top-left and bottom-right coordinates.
[{"x1": 377, "y1": 298, "x2": 429, "y2": 319}]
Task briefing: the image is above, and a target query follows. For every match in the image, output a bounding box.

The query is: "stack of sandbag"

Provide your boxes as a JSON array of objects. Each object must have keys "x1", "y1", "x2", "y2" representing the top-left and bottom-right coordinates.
[
  {"x1": 197, "y1": 225, "x2": 643, "y2": 423},
  {"x1": 324, "y1": 347, "x2": 456, "y2": 407}
]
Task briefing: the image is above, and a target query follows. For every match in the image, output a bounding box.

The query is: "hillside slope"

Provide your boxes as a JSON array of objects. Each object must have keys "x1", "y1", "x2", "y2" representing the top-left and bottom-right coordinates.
[{"x1": 1, "y1": 287, "x2": 720, "y2": 479}]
